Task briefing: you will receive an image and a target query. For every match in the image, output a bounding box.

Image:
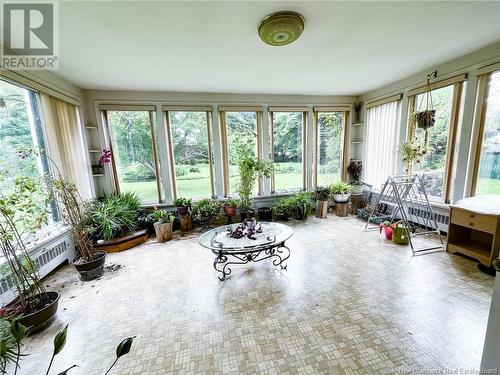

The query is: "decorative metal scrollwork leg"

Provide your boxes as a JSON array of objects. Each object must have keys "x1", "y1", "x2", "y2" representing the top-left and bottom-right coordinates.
[
  {"x1": 213, "y1": 242, "x2": 290, "y2": 280},
  {"x1": 213, "y1": 252, "x2": 229, "y2": 281}
]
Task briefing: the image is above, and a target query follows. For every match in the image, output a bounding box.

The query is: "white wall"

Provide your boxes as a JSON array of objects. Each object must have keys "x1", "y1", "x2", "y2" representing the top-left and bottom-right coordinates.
[{"x1": 358, "y1": 42, "x2": 500, "y2": 203}]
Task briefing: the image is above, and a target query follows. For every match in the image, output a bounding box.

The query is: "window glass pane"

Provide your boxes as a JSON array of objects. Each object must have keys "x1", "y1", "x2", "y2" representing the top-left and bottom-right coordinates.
[
  {"x1": 107, "y1": 110, "x2": 161, "y2": 203},
  {"x1": 225, "y1": 112, "x2": 257, "y2": 195},
  {"x1": 0, "y1": 79, "x2": 58, "y2": 226},
  {"x1": 169, "y1": 111, "x2": 213, "y2": 198},
  {"x1": 317, "y1": 112, "x2": 343, "y2": 186},
  {"x1": 476, "y1": 71, "x2": 500, "y2": 195},
  {"x1": 273, "y1": 112, "x2": 303, "y2": 192},
  {"x1": 364, "y1": 101, "x2": 400, "y2": 189},
  {"x1": 414, "y1": 85, "x2": 454, "y2": 199}
]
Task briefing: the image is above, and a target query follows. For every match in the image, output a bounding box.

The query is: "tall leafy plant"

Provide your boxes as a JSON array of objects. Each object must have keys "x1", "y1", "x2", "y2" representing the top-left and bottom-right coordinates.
[
  {"x1": 19, "y1": 147, "x2": 99, "y2": 263},
  {"x1": 0, "y1": 174, "x2": 50, "y2": 315},
  {"x1": 236, "y1": 147, "x2": 273, "y2": 210},
  {"x1": 84, "y1": 193, "x2": 141, "y2": 242}
]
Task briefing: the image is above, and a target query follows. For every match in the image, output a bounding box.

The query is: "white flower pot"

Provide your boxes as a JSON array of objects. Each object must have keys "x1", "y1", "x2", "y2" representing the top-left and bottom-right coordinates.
[{"x1": 333, "y1": 193, "x2": 350, "y2": 203}]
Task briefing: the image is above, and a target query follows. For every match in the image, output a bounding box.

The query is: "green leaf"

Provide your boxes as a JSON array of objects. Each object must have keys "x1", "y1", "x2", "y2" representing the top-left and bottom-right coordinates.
[
  {"x1": 56, "y1": 364, "x2": 78, "y2": 375},
  {"x1": 9, "y1": 319, "x2": 27, "y2": 343},
  {"x1": 53, "y1": 325, "x2": 68, "y2": 356},
  {"x1": 115, "y1": 336, "x2": 135, "y2": 358}
]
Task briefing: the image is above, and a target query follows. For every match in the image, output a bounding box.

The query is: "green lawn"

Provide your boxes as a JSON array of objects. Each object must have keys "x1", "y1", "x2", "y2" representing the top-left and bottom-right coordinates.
[
  {"x1": 121, "y1": 161, "x2": 347, "y2": 202},
  {"x1": 476, "y1": 177, "x2": 500, "y2": 195}
]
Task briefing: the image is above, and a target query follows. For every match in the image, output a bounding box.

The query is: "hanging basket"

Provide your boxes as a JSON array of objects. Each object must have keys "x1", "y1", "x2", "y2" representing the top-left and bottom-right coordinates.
[{"x1": 415, "y1": 109, "x2": 436, "y2": 130}]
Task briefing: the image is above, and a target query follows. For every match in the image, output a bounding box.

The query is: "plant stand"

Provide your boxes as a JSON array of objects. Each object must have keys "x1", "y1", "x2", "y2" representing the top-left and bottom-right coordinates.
[
  {"x1": 180, "y1": 215, "x2": 193, "y2": 232},
  {"x1": 316, "y1": 200, "x2": 329, "y2": 218},
  {"x1": 154, "y1": 222, "x2": 173, "y2": 242},
  {"x1": 350, "y1": 193, "x2": 363, "y2": 215},
  {"x1": 335, "y1": 202, "x2": 349, "y2": 217}
]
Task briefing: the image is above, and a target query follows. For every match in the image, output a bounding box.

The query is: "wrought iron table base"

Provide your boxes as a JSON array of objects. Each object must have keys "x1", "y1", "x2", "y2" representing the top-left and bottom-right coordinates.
[{"x1": 213, "y1": 242, "x2": 290, "y2": 281}]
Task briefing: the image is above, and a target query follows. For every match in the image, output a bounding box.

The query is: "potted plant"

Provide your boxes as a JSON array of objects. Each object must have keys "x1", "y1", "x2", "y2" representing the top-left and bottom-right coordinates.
[
  {"x1": 0, "y1": 318, "x2": 135, "y2": 374},
  {"x1": 314, "y1": 186, "x2": 330, "y2": 219},
  {"x1": 354, "y1": 101, "x2": 364, "y2": 122},
  {"x1": 402, "y1": 141, "x2": 427, "y2": 175},
  {"x1": 347, "y1": 160, "x2": 363, "y2": 193},
  {"x1": 152, "y1": 209, "x2": 175, "y2": 242},
  {"x1": 235, "y1": 150, "x2": 273, "y2": 220},
  {"x1": 191, "y1": 199, "x2": 220, "y2": 230},
  {"x1": 330, "y1": 181, "x2": 352, "y2": 203},
  {"x1": 273, "y1": 192, "x2": 313, "y2": 221},
  {"x1": 0, "y1": 175, "x2": 60, "y2": 332},
  {"x1": 174, "y1": 197, "x2": 192, "y2": 216},
  {"x1": 221, "y1": 198, "x2": 238, "y2": 223},
  {"x1": 84, "y1": 193, "x2": 148, "y2": 254},
  {"x1": 91, "y1": 149, "x2": 111, "y2": 175}
]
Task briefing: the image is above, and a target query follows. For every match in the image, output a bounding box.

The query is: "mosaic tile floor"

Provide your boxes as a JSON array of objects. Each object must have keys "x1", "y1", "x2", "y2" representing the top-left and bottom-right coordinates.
[{"x1": 12, "y1": 216, "x2": 494, "y2": 374}]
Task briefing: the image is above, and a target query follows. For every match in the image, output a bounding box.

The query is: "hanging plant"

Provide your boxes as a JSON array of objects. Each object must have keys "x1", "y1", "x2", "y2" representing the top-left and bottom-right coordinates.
[
  {"x1": 408, "y1": 74, "x2": 436, "y2": 144},
  {"x1": 402, "y1": 141, "x2": 427, "y2": 175}
]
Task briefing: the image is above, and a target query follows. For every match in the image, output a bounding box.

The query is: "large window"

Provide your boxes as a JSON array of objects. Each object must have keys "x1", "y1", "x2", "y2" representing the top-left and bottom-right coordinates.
[
  {"x1": 315, "y1": 111, "x2": 344, "y2": 186},
  {"x1": 221, "y1": 111, "x2": 259, "y2": 196},
  {"x1": 167, "y1": 110, "x2": 214, "y2": 199},
  {"x1": 364, "y1": 100, "x2": 401, "y2": 189},
  {"x1": 409, "y1": 81, "x2": 465, "y2": 202},
  {"x1": 474, "y1": 71, "x2": 500, "y2": 195},
  {"x1": 105, "y1": 110, "x2": 162, "y2": 203},
  {"x1": 0, "y1": 79, "x2": 58, "y2": 224},
  {"x1": 271, "y1": 111, "x2": 305, "y2": 192}
]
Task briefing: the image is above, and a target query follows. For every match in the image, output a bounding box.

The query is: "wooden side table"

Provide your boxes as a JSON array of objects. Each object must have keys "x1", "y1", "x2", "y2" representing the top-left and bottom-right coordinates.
[{"x1": 446, "y1": 197, "x2": 500, "y2": 266}]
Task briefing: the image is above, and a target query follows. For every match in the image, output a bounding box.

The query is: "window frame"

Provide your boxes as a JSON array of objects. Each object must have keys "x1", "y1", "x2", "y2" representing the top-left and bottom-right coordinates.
[
  {"x1": 219, "y1": 108, "x2": 263, "y2": 198},
  {"x1": 312, "y1": 110, "x2": 350, "y2": 188},
  {"x1": 164, "y1": 109, "x2": 215, "y2": 200},
  {"x1": 407, "y1": 79, "x2": 465, "y2": 203},
  {"x1": 469, "y1": 69, "x2": 500, "y2": 196},
  {"x1": 102, "y1": 108, "x2": 163, "y2": 203},
  {"x1": 269, "y1": 109, "x2": 307, "y2": 193}
]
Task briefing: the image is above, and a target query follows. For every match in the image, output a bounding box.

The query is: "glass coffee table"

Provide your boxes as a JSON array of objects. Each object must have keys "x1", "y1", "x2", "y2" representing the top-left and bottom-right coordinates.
[{"x1": 198, "y1": 222, "x2": 293, "y2": 280}]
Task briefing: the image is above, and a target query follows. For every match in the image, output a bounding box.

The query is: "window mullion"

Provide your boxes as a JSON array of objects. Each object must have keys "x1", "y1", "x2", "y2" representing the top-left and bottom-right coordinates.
[{"x1": 148, "y1": 110, "x2": 162, "y2": 203}]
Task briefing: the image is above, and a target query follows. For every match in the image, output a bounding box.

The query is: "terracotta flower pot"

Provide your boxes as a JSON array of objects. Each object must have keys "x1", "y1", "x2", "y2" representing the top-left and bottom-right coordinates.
[
  {"x1": 176, "y1": 206, "x2": 190, "y2": 216},
  {"x1": 223, "y1": 205, "x2": 236, "y2": 217},
  {"x1": 154, "y1": 222, "x2": 173, "y2": 242},
  {"x1": 19, "y1": 291, "x2": 60, "y2": 333}
]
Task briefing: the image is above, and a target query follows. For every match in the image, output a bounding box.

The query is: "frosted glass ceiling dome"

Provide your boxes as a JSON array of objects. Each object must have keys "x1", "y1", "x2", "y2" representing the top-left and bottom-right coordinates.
[{"x1": 258, "y1": 11, "x2": 305, "y2": 46}]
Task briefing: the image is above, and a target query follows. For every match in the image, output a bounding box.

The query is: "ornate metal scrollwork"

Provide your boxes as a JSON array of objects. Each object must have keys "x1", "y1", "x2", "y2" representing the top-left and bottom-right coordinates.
[{"x1": 212, "y1": 242, "x2": 290, "y2": 281}]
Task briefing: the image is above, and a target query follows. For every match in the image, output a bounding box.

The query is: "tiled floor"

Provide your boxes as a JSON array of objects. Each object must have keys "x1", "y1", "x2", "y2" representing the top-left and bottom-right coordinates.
[{"x1": 13, "y1": 216, "x2": 494, "y2": 374}]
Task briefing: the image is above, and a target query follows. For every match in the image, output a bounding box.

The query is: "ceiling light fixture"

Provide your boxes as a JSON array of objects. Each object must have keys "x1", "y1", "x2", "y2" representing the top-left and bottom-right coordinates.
[{"x1": 258, "y1": 11, "x2": 305, "y2": 46}]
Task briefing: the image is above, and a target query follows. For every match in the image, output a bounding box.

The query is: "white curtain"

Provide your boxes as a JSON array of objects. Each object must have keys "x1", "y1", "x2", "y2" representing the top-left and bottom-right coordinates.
[
  {"x1": 40, "y1": 93, "x2": 93, "y2": 200},
  {"x1": 364, "y1": 100, "x2": 401, "y2": 190}
]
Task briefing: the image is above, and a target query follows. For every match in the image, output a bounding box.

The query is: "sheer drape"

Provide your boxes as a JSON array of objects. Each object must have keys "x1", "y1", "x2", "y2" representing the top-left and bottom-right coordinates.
[
  {"x1": 364, "y1": 101, "x2": 401, "y2": 190},
  {"x1": 40, "y1": 93, "x2": 92, "y2": 199}
]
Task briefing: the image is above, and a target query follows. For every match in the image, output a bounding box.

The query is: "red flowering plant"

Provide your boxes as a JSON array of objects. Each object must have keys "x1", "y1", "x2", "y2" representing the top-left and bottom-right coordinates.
[{"x1": 99, "y1": 149, "x2": 112, "y2": 165}]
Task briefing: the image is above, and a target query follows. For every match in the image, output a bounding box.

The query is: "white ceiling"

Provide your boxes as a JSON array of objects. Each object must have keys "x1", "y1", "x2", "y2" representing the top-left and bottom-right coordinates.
[{"x1": 58, "y1": 1, "x2": 500, "y2": 95}]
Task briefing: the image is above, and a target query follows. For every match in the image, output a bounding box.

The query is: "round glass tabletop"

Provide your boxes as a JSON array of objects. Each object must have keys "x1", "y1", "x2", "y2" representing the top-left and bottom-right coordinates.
[{"x1": 198, "y1": 222, "x2": 293, "y2": 253}]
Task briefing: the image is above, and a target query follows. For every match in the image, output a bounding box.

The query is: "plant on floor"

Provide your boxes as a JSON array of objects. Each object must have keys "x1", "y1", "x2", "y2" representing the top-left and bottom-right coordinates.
[
  {"x1": 173, "y1": 197, "x2": 192, "y2": 216},
  {"x1": 18, "y1": 147, "x2": 102, "y2": 265},
  {"x1": 191, "y1": 199, "x2": 221, "y2": 222},
  {"x1": 330, "y1": 181, "x2": 352, "y2": 203},
  {"x1": 0, "y1": 319, "x2": 134, "y2": 375},
  {"x1": 0, "y1": 174, "x2": 54, "y2": 321},
  {"x1": 313, "y1": 186, "x2": 330, "y2": 201},
  {"x1": 152, "y1": 208, "x2": 175, "y2": 243},
  {"x1": 151, "y1": 209, "x2": 175, "y2": 224},
  {"x1": 84, "y1": 192, "x2": 141, "y2": 242},
  {"x1": 273, "y1": 192, "x2": 313, "y2": 221}
]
